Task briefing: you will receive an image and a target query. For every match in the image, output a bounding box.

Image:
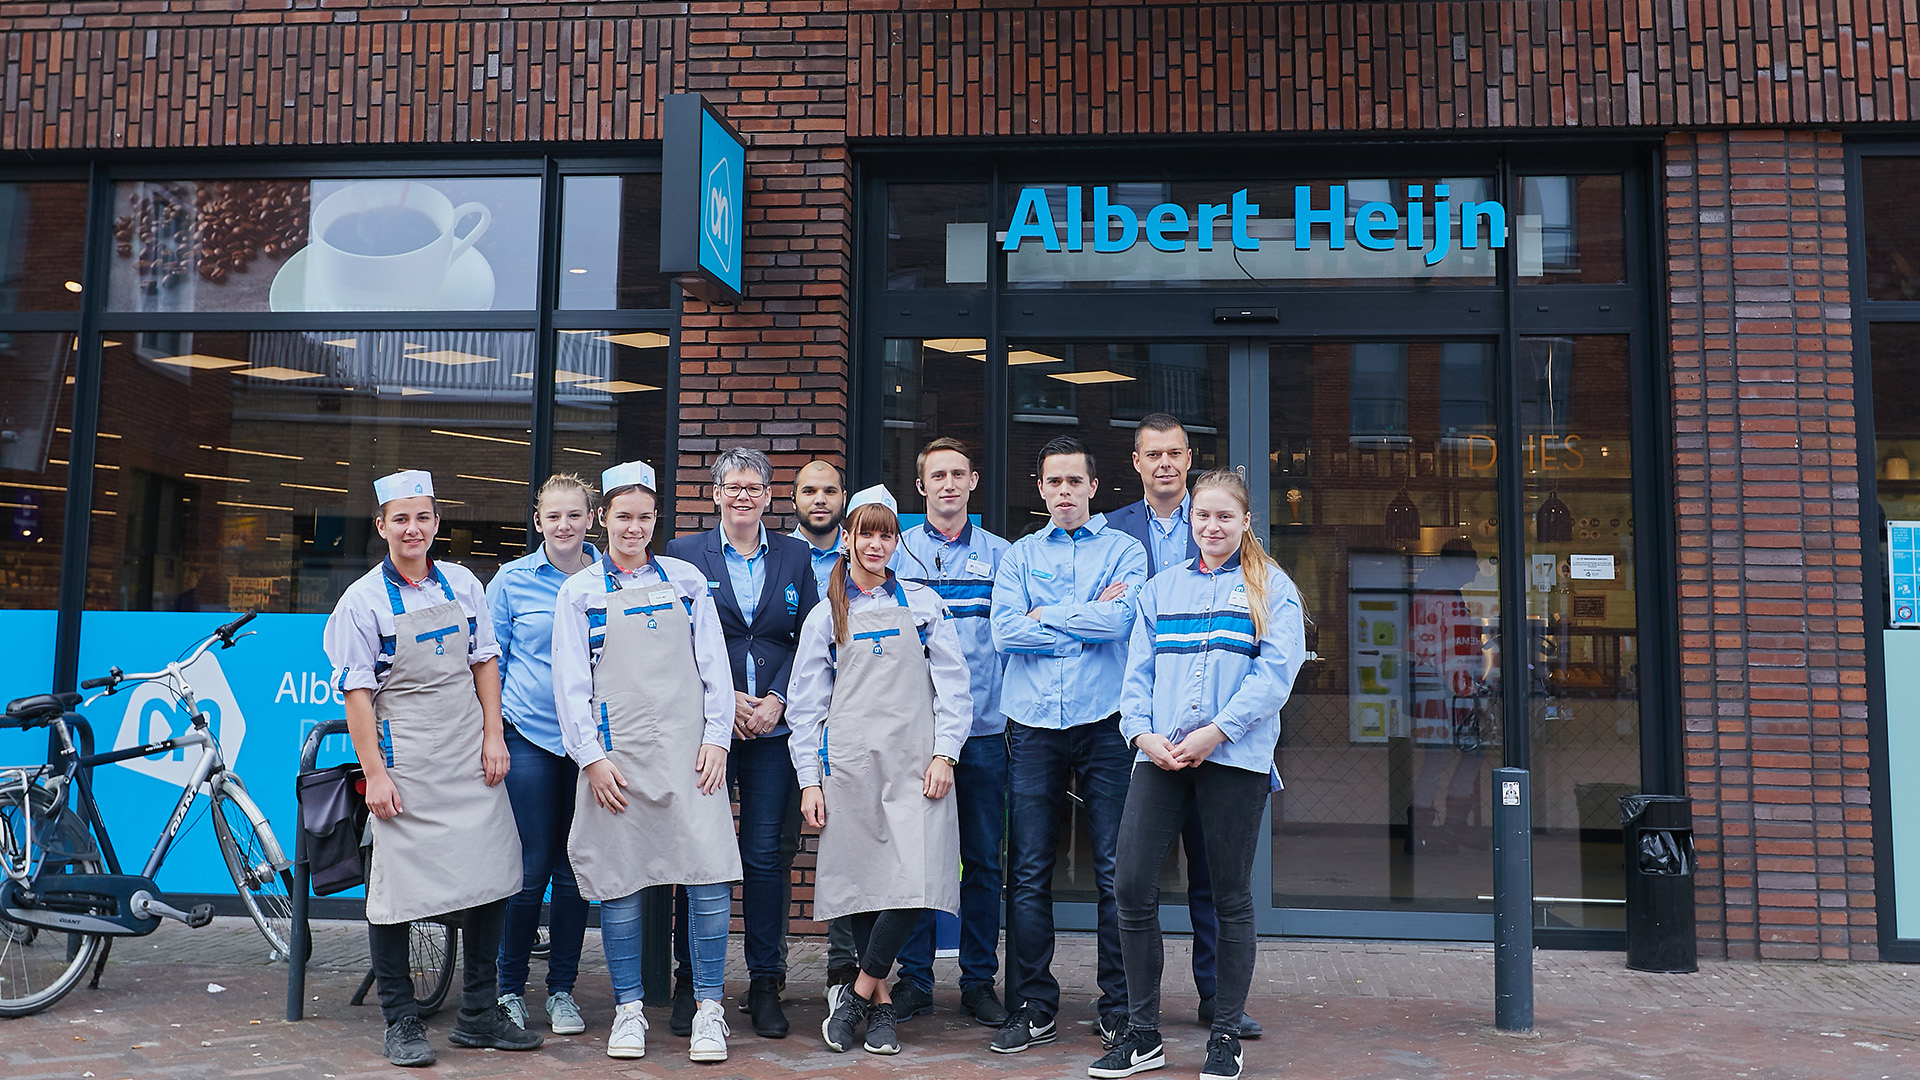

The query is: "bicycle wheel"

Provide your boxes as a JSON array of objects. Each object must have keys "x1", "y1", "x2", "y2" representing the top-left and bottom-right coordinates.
[
  {"x1": 209, "y1": 777, "x2": 296, "y2": 961},
  {"x1": 411, "y1": 920, "x2": 457, "y2": 1017},
  {"x1": 0, "y1": 784, "x2": 108, "y2": 1017}
]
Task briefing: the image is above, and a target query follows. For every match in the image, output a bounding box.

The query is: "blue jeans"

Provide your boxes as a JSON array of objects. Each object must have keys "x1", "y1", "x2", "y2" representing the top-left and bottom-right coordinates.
[
  {"x1": 898, "y1": 731, "x2": 1008, "y2": 993},
  {"x1": 606, "y1": 882, "x2": 729, "y2": 1006},
  {"x1": 1006, "y1": 715, "x2": 1132, "y2": 1019},
  {"x1": 677, "y1": 733, "x2": 796, "y2": 980},
  {"x1": 496, "y1": 724, "x2": 589, "y2": 997}
]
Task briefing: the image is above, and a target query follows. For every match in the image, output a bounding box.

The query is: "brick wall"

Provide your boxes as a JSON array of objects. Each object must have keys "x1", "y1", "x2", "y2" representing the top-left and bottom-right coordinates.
[
  {"x1": 1665, "y1": 130, "x2": 1871, "y2": 960},
  {"x1": 0, "y1": 1, "x2": 1906, "y2": 952}
]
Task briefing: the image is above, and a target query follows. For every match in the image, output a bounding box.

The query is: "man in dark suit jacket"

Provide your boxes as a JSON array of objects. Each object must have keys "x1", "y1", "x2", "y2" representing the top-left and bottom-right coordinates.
[
  {"x1": 664, "y1": 446, "x2": 819, "y2": 1040},
  {"x1": 1104, "y1": 412, "x2": 1262, "y2": 1041}
]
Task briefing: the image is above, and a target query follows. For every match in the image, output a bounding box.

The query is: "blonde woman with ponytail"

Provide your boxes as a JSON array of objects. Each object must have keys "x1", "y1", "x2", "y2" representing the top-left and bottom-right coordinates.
[{"x1": 1091, "y1": 469, "x2": 1306, "y2": 1080}]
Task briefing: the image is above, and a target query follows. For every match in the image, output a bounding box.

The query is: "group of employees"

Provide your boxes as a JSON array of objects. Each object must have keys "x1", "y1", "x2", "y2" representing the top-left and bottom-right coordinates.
[{"x1": 321, "y1": 413, "x2": 1306, "y2": 1079}]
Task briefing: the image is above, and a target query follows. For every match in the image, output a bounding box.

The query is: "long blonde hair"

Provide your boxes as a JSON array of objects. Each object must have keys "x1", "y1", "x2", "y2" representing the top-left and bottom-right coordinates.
[
  {"x1": 827, "y1": 502, "x2": 902, "y2": 645},
  {"x1": 1191, "y1": 469, "x2": 1285, "y2": 639}
]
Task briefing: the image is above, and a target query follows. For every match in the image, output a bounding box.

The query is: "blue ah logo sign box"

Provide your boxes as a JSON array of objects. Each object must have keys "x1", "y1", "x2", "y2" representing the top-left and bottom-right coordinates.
[{"x1": 699, "y1": 109, "x2": 744, "y2": 294}]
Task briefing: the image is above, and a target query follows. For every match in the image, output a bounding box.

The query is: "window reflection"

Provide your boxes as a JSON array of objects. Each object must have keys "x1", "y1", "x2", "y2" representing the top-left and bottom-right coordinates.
[
  {"x1": 87, "y1": 331, "x2": 536, "y2": 613},
  {"x1": 0, "y1": 183, "x2": 90, "y2": 312},
  {"x1": 0, "y1": 333, "x2": 76, "y2": 608},
  {"x1": 552, "y1": 329, "x2": 673, "y2": 539},
  {"x1": 559, "y1": 176, "x2": 672, "y2": 310},
  {"x1": 885, "y1": 184, "x2": 990, "y2": 289},
  {"x1": 1864, "y1": 158, "x2": 1920, "y2": 301},
  {"x1": 108, "y1": 177, "x2": 543, "y2": 313},
  {"x1": 880, "y1": 338, "x2": 988, "y2": 510},
  {"x1": 1517, "y1": 175, "x2": 1626, "y2": 284}
]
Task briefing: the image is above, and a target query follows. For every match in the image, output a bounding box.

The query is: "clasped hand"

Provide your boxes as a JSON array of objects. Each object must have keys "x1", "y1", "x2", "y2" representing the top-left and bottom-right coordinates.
[{"x1": 1137, "y1": 723, "x2": 1228, "y2": 771}]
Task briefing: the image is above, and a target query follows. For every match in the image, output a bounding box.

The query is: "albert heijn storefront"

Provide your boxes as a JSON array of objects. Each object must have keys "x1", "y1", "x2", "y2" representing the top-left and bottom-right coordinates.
[{"x1": 1, "y1": 1, "x2": 1917, "y2": 964}]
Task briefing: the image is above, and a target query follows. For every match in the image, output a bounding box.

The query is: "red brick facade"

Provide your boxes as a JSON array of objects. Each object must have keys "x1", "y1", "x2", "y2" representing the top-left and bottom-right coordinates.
[{"x1": 2, "y1": 0, "x2": 1909, "y2": 958}]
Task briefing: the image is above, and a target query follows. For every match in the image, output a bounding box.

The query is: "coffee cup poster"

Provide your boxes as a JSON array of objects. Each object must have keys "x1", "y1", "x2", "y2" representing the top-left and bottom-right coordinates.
[{"x1": 107, "y1": 178, "x2": 542, "y2": 313}]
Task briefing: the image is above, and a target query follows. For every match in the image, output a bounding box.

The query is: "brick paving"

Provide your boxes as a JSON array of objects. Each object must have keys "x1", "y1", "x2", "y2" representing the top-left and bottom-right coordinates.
[{"x1": 4, "y1": 918, "x2": 1918, "y2": 1079}]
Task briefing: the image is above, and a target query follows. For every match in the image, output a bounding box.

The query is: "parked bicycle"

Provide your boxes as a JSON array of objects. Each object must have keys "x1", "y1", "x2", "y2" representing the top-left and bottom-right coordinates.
[{"x1": 0, "y1": 613, "x2": 294, "y2": 1017}]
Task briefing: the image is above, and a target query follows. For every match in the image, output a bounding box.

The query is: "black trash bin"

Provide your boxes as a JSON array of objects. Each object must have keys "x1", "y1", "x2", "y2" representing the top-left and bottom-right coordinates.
[{"x1": 1619, "y1": 794, "x2": 1697, "y2": 973}]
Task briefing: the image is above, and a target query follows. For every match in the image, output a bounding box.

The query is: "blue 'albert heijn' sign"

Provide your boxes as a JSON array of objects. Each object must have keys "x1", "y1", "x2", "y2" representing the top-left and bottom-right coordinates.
[
  {"x1": 1003, "y1": 184, "x2": 1509, "y2": 268},
  {"x1": 662, "y1": 94, "x2": 746, "y2": 301}
]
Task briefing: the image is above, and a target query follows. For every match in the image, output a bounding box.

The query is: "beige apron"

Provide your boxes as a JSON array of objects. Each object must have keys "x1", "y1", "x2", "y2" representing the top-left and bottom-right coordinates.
[
  {"x1": 568, "y1": 558, "x2": 742, "y2": 901},
  {"x1": 812, "y1": 589, "x2": 960, "y2": 921},
  {"x1": 366, "y1": 566, "x2": 522, "y2": 925}
]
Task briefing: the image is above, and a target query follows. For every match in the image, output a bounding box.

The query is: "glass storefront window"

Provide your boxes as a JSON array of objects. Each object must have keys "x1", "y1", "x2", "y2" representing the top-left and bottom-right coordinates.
[
  {"x1": 553, "y1": 328, "x2": 674, "y2": 538},
  {"x1": 1520, "y1": 334, "x2": 1637, "y2": 930},
  {"x1": 880, "y1": 338, "x2": 988, "y2": 514},
  {"x1": 885, "y1": 183, "x2": 991, "y2": 289},
  {"x1": 0, "y1": 183, "x2": 90, "y2": 312},
  {"x1": 1517, "y1": 174, "x2": 1626, "y2": 284},
  {"x1": 559, "y1": 176, "x2": 673, "y2": 310},
  {"x1": 1864, "y1": 158, "x2": 1920, "y2": 301},
  {"x1": 1003, "y1": 340, "x2": 1229, "y2": 538},
  {"x1": 85, "y1": 330, "x2": 536, "y2": 613},
  {"x1": 1266, "y1": 340, "x2": 1501, "y2": 914},
  {"x1": 108, "y1": 177, "x2": 543, "y2": 313},
  {"x1": 1000, "y1": 178, "x2": 1500, "y2": 289},
  {"x1": 0, "y1": 332, "x2": 76, "y2": 707}
]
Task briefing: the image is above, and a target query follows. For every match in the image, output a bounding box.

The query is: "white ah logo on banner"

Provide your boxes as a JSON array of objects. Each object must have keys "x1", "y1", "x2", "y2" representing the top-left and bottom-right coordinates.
[{"x1": 110, "y1": 650, "x2": 247, "y2": 789}]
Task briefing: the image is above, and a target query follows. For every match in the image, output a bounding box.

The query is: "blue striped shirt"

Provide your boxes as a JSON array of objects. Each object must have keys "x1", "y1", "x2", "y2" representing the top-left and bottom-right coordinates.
[
  {"x1": 991, "y1": 514, "x2": 1148, "y2": 730},
  {"x1": 893, "y1": 520, "x2": 1012, "y2": 736},
  {"x1": 1120, "y1": 553, "x2": 1306, "y2": 777}
]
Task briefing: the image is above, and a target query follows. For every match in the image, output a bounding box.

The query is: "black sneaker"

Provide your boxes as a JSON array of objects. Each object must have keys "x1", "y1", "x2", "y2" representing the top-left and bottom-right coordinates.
[
  {"x1": 1197, "y1": 995, "x2": 1264, "y2": 1040},
  {"x1": 1201, "y1": 1030, "x2": 1244, "y2": 1078},
  {"x1": 447, "y1": 1002, "x2": 544, "y2": 1051},
  {"x1": 989, "y1": 1004, "x2": 1057, "y2": 1054},
  {"x1": 670, "y1": 976, "x2": 696, "y2": 1036},
  {"x1": 822, "y1": 984, "x2": 871, "y2": 1053},
  {"x1": 863, "y1": 1001, "x2": 900, "y2": 1055},
  {"x1": 384, "y1": 1016, "x2": 436, "y2": 1067},
  {"x1": 1088, "y1": 1027, "x2": 1165, "y2": 1078},
  {"x1": 962, "y1": 983, "x2": 1010, "y2": 1026},
  {"x1": 1097, "y1": 1010, "x2": 1129, "y2": 1050},
  {"x1": 890, "y1": 978, "x2": 933, "y2": 1020}
]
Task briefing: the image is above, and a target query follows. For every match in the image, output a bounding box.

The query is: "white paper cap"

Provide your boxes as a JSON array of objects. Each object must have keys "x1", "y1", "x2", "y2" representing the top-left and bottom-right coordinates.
[
  {"x1": 601, "y1": 460, "x2": 657, "y2": 493},
  {"x1": 846, "y1": 484, "x2": 898, "y2": 515},
  {"x1": 374, "y1": 470, "x2": 434, "y2": 504}
]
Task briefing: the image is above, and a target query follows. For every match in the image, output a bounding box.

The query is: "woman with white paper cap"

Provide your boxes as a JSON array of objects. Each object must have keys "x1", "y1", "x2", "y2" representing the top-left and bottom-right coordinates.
[
  {"x1": 550, "y1": 459, "x2": 743, "y2": 1063},
  {"x1": 786, "y1": 484, "x2": 972, "y2": 1057},
  {"x1": 322, "y1": 469, "x2": 543, "y2": 1067}
]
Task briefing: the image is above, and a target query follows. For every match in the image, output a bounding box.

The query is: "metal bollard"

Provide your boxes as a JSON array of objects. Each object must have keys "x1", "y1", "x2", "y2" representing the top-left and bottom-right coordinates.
[{"x1": 1491, "y1": 766, "x2": 1534, "y2": 1033}]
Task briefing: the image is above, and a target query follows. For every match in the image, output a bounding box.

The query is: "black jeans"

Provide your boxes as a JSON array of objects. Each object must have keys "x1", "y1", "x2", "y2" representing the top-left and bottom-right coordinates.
[
  {"x1": 1115, "y1": 761, "x2": 1267, "y2": 1035},
  {"x1": 851, "y1": 908, "x2": 924, "y2": 982},
  {"x1": 370, "y1": 897, "x2": 508, "y2": 1029}
]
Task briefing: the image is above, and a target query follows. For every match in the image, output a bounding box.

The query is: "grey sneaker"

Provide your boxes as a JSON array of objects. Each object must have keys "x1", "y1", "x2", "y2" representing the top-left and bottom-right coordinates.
[
  {"x1": 822, "y1": 985, "x2": 870, "y2": 1053},
  {"x1": 384, "y1": 1016, "x2": 436, "y2": 1067},
  {"x1": 863, "y1": 1001, "x2": 900, "y2": 1055},
  {"x1": 497, "y1": 992, "x2": 529, "y2": 1030},
  {"x1": 545, "y1": 991, "x2": 586, "y2": 1035}
]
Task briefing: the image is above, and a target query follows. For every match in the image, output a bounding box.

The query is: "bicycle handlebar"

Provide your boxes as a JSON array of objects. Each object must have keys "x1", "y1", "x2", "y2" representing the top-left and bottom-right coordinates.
[
  {"x1": 80, "y1": 672, "x2": 116, "y2": 690},
  {"x1": 80, "y1": 612, "x2": 259, "y2": 697},
  {"x1": 215, "y1": 611, "x2": 257, "y2": 644}
]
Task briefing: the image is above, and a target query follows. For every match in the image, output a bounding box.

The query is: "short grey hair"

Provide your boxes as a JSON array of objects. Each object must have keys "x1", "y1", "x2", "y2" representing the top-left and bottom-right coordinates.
[{"x1": 711, "y1": 446, "x2": 774, "y2": 488}]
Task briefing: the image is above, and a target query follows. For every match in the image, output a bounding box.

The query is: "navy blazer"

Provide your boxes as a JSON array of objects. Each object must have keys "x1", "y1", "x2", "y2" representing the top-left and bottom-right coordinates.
[
  {"x1": 664, "y1": 526, "x2": 820, "y2": 706},
  {"x1": 1104, "y1": 497, "x2": 1200, "y2": 577}
]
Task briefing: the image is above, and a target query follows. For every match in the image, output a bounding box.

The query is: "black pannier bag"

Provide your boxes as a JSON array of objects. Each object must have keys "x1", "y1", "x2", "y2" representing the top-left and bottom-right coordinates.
[{"x1": 297, "y1": 762, "x2": 371, "y2": 896}]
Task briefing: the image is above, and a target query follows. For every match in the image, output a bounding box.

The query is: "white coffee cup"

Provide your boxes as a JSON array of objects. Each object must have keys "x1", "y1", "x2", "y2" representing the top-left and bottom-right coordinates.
[{"x1": 304, "y1": 181, "x2": 491, "y2": 310}]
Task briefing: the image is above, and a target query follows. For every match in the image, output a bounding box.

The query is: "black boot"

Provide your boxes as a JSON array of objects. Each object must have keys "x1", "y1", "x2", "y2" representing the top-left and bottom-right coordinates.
[{"x1": 747, "y1": 974, "x2": 789, "y2": 1038}]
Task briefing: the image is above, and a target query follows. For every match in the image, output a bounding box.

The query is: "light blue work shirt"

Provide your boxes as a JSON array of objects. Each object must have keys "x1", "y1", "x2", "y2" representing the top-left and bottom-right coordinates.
[
  {"x1": 990, "y1": 513, "x2": 1148, "y2": 730},
  {"x1": 1147, "y1": 495, "x2": 1191, "y2": 579},
  {"x1": 724, "y1": 526, "x2": 769, "y2": 696},
  {"x1": 894, "y1": 519, "x2": 1012, "y2": 737},
  {"x1": 485, "y1": 541, "x2": 600, "y2": 757},
  {"x1": 790, "y1": 524, "x2": 841, "y2": 598},
  {"x1": 1120, "y1": 552, "x2": 1306, "y2": 779}
]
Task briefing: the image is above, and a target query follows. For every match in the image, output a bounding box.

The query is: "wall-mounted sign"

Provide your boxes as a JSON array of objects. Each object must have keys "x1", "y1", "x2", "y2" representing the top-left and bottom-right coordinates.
[
  {"x1": 660, "y1": 94, "x2": 746, "y2": 301},
  {"x1": 1890, "y1": 521, "x2": 1920, "y2": 626},
  {"x1": 1003, "y1": 184, "x2": 1509, "y2": 267}
]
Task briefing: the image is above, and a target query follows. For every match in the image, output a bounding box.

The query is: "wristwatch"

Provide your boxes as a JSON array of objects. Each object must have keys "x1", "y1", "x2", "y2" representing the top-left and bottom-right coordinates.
[{"x1": 933, "y1": 754, "x2": 958, "y2": 766}]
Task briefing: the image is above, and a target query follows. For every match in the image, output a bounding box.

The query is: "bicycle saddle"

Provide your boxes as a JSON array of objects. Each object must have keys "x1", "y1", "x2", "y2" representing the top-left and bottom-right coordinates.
[{"x1": 4, "y1": 692, "x2": 82, "y2": 720}]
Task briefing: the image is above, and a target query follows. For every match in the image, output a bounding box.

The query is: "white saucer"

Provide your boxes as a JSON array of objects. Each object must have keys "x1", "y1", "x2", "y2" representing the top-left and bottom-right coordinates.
[{"x1": 268, "y1": 245, "x2": 498, "y2": 312}]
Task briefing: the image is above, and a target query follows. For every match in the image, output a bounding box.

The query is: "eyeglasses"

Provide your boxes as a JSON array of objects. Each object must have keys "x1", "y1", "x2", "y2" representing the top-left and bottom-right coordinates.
[{"x1": 720, "y1": 483, "x2": 768, "y2": 499}]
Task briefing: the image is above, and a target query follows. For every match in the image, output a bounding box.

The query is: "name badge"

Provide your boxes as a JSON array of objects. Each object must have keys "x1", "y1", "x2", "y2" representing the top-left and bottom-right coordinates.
[
  {"x1": 1228, "y1": 584, "x2": 1250, "y2": 610},
  {"x1": 706, "y1": 580, "x2": 721, "y2": 590},
  {"x1": 648, "y1": 587, "x2": 676, "y2": 607},
  {"x1": 967, "y1": 555, "x2": 991, "y2": 577},
  {"x1": 1031, "y1": 568, "x2": 1055, "y2": 582}
]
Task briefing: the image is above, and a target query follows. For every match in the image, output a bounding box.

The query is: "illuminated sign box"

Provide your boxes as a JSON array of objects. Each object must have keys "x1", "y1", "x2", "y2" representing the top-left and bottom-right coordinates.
[{"x1": 660, "y1": 94, "x2": 746, "y2": 302}]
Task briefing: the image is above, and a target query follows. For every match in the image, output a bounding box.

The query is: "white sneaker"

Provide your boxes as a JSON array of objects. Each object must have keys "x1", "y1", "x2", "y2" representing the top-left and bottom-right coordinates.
[
  {"x1": 545, "y1": 991, "x2": 586, "y2": 1035},
  {"x1": 607, "y1": 1000, "x2": 648, "y2": 1059},
  {"x1": 689, "y1": 998, "x2": 730, "y2": 1063},
  {"x1": 497, "y1": 992, "x2": 529, "y2": 1030}
]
